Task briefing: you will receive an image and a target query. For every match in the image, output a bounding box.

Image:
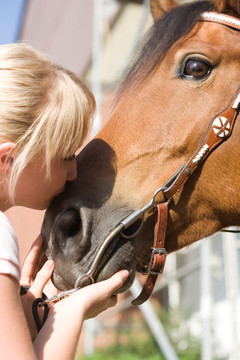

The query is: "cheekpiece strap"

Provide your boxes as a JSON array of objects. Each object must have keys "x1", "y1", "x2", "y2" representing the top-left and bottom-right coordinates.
[{"x1": 132, "y1": 202, "x2": 168, "y2": 305}]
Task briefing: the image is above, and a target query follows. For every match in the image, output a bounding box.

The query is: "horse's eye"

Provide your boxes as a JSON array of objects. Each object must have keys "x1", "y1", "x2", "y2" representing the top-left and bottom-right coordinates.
[{"x1": 183, "y1": 59, "x2": 211, "y2": 79}]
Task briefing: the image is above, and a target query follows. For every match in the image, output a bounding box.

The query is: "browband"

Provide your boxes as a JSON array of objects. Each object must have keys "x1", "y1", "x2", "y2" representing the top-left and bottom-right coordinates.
[{"x1": 201, "y1": 11, "x2": 240, "y2": 30}]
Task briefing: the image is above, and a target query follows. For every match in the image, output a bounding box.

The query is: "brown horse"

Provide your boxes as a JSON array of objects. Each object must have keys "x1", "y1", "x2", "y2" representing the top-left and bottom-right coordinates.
[{"x1": 42, "y1": 0, "x2": 240, "y2": 304}]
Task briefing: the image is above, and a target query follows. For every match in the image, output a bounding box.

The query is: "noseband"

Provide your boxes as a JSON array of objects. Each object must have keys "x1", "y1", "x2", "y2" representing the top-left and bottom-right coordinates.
[{"x1": 42, "y1": 12, "x2": 240, "y2": 310}]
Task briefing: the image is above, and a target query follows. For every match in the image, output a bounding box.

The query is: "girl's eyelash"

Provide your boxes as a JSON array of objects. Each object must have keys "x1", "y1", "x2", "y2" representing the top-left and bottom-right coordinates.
[{"x1": 64, "y1": 154, "x2": 76, "y2": 161}]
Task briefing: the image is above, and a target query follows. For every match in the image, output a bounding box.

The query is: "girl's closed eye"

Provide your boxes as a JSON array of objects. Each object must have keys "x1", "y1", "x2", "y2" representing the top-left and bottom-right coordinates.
[{"x1": 64, "y1": 154, "x2": 76, "y2": 162}]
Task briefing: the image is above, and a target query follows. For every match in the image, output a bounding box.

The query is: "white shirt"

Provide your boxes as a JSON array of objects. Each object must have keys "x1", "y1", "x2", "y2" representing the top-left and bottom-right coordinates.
[{"x1": 0, "y1": 211, "x2": 20, "y2": 281}]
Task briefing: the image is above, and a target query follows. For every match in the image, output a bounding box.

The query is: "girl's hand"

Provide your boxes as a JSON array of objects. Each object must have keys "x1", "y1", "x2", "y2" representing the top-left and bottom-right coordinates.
[
  {"x1": 52, "y1": 269, "x2": 129, "y2": 320},
  {"x1": 81, "y1": 270, "x2": 129, "y2": 319},
  {"x1": 34, "y1": 270, "x2": 129, "y2": 359},
  {"x1": 20, "y1": 235, "x2": 56, "y2": 340}
]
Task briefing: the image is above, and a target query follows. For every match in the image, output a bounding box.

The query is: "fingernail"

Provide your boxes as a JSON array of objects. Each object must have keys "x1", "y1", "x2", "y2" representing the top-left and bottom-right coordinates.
[{"x1": 120, "y1": 270, "x2": 129, "y2": 280}]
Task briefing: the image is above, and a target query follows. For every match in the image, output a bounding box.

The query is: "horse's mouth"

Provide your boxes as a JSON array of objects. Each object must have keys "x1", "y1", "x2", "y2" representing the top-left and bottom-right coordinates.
[
  {"x1": 91, "y1": 233, "x2": 136, "y2": 293},
  {"x1": 95, "y1": 265, "x2": 135, "y2": 294}
]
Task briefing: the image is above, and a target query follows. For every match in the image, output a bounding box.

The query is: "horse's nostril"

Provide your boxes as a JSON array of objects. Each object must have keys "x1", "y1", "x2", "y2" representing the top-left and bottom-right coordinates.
[{"x1": 58, "y1": 208, "x2": 81, "y2": 238}]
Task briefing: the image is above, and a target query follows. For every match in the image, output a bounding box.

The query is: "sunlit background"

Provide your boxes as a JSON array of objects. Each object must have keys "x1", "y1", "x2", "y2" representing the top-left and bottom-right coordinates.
[{"x1": 1, "y1": 1, "x2": 240, "y2": 359}]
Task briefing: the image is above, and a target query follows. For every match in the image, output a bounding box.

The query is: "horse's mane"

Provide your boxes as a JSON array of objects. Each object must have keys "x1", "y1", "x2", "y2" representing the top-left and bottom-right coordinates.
[{"x1": 120, "y1": 0, "x2": 214, "y2": 91}]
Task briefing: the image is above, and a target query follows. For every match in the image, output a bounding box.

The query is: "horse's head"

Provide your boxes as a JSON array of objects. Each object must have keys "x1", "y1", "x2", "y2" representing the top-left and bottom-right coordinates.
[{"x1": 42, "y1": 0, "x2": 240, "y2": 297}]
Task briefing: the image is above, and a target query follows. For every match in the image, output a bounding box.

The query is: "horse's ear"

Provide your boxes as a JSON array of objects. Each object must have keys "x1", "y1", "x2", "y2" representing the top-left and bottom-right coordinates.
[
  {"x1": 150, "y1": 0, "x2": 179, "y2": 21},
  {"x1": 213, "y1": 0, "x2": 240, "y2": 15}
]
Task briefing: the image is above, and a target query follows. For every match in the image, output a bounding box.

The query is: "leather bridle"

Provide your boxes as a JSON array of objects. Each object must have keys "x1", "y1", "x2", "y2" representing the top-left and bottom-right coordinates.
[{"x1": 39, "y1": 12, "x2": 240, "y2": 311}]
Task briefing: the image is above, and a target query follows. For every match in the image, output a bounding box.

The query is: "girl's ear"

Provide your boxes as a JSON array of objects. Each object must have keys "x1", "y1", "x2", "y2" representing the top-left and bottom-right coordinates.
[{"x1": 0, "y1": 142, "x2": 16, "y2": 174}]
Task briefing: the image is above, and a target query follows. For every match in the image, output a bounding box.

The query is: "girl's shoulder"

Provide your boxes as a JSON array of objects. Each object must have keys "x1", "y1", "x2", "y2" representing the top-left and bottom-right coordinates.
[
  {"x1": 0, "y1": 211, "x2": 20, "y2": 281},
  {"x1": 0, "y1": 211, "x2": 17, "y2": 239}
]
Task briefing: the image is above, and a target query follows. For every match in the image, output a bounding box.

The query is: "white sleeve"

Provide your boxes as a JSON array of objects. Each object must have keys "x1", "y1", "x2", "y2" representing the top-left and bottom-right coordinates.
[{"x1": 0, "y1": 211, "x2": 20, "y2": 281}]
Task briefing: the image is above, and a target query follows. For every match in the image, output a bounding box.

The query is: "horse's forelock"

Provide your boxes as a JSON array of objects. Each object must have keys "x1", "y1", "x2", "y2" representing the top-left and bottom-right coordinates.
[{"x1": 120, "y1": 0, "x2": 213, "y2": 91}]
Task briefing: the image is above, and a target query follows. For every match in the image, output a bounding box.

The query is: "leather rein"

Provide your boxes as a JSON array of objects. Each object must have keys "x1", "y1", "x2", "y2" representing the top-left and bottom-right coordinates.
[{"x1": 27, "y1": 12, "x2": 240, "y2": 325}]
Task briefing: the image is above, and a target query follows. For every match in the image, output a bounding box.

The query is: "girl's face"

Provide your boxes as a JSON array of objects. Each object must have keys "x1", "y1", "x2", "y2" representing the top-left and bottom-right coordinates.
[{"x1": 14, "y1": 154, "x2": 77, "y2": 210}]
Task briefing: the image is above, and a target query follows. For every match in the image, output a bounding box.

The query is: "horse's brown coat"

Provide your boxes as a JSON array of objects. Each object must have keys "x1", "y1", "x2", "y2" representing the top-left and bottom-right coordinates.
[{"x1": 42, "y1": 0, "x2": 240, "y2": 293}]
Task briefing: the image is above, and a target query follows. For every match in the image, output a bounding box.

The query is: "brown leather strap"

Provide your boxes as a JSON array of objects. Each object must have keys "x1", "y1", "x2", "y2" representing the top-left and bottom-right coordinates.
[
  {"x1": 132, "y1": 203, "x2": 168, "y2": 305},
  {"x1": 201, "y1": 12, "x2": 240, "y2": 31},
  {"x1": 151, "y1": 202, "x2": 168, "y2": 273},
  {"x1": 163, "y1": 86, "x2": 240, "y2": 200}
]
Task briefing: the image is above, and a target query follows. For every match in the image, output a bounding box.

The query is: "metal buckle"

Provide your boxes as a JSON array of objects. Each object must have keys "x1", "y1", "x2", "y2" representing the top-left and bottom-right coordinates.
[{"x1": 147, "y1": 248, "x2": 167, "y2": 275}]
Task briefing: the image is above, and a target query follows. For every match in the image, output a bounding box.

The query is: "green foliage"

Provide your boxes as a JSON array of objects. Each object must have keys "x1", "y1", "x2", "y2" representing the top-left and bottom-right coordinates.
[
  {"x1": 78, "y1": 338, "x2": 161, "y2": 360},
  {"x1": 76, "y1": 305, "x2": 203, "y2": 360},
  {"x1": 78, "y1": 316, "x2": 161, "y2": 359},
  {"x1": 80, "y1": 354, "x2": 160, "y2": 360},
  {"x1": 159, "y1": 307, "x2": 201, "y2": 360}
]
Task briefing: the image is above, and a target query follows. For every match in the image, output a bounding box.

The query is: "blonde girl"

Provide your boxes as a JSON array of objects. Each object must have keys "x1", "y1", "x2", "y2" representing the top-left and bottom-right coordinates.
[{"x1": 0, "y1": 43, "x2": 128, "y2": 359}]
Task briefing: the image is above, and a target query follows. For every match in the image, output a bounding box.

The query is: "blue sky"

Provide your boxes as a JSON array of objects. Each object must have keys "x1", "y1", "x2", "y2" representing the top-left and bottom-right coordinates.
[{"x1": 0, "y1": 0, "x2": 26, "y2": 44}]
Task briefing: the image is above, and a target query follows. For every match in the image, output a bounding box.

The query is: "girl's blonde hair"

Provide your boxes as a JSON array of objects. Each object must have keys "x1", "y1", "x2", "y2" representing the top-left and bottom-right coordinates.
[{"x1": 0, "y1": 42, "x2": 95, "y2": 200}]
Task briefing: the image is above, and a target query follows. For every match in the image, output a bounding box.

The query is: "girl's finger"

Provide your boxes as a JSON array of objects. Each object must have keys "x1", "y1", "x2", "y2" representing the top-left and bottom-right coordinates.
[
  {"x1": 103, "y1": 270, "x2": 129, "y2": 294},
  {"x1": 28, "y1": 260, "x2": 54, "y2": 298},
  {"x1": 80, "y1": 270, "x2": 129, "y2": 305},
  {"x1": 20, "y1": 235, "x2": 43, "y2": 285}
]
